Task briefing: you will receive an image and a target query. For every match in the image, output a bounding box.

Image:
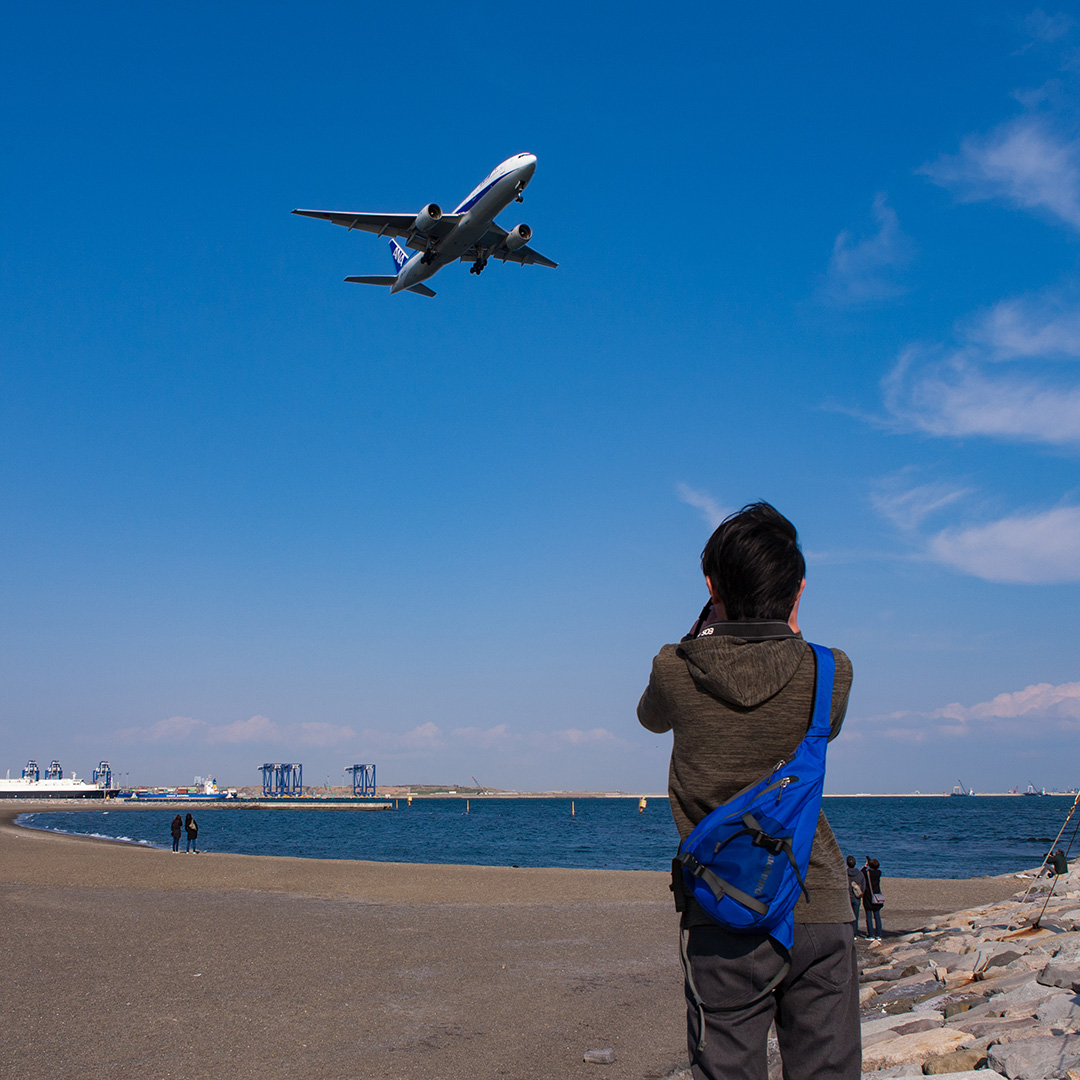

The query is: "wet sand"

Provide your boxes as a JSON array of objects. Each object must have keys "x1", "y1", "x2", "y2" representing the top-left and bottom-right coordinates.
[{"x1": 0, "y1": 806, "x2": 1026, "y2": 1080}]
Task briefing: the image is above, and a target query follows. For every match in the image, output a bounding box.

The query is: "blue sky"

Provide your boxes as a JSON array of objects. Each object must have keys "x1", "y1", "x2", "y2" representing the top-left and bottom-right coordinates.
[{"x1": 2, "y1": 3, "x2": 1079, "y2": 793}]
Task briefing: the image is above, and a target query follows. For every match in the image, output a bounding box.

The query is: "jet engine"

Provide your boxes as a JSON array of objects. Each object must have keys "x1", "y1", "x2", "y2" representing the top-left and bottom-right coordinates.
[
  {"x1": 413, "y1": 203, "x2": 442, "y2": 233},
  {"x1": 504, "y1": 224, "x2": 532, "y2": 251}
]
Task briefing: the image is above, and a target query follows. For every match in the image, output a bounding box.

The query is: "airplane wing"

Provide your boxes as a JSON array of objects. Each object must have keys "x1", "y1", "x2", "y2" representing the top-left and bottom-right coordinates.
[
  {"x1": 463, "y1": 223, "x2": 559, "y2": 268},
  {"x1": 292, "y1": 209, "x2": 461, "y2": 242}
]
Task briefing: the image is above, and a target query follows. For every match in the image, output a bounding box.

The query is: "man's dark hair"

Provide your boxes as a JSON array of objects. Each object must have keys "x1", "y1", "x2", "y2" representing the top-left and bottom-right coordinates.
[{"x1": 700, "y1": 502, "x2": 805, "y2": 620}]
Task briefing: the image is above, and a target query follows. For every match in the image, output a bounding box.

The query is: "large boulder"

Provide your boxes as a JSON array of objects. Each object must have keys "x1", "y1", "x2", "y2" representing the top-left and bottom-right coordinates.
[
  {"x1": 921, "y1": 1046, "x2": 987, "y2": 1074},
  {"x1": 861, "y1": 1028, "x2": 974, "y2": 1071},
  {"x1": 1037, "y1": 961, "x2": 1080, "y2": 990},
  {"x1": 988, "y1": 1034, "x2": 1080, "y2": 1080}
]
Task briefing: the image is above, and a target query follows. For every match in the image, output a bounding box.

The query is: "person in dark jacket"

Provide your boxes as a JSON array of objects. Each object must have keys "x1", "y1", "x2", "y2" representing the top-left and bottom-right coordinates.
[
  {"x1": 184, "y1": 813, "x2": 199, "y2": 853},
  {"x1": 846, "y1": 855, "x2": 863, "y2": 930},
  {"x1": 170, "y1": 814, "x2": 183, "y2": 852},
  {"x1": 861, "y1": 857, "x2": 883, "y2": 940},
  {"x1": 639, "y1": 502, "x2": 859, "y2": 1080}
]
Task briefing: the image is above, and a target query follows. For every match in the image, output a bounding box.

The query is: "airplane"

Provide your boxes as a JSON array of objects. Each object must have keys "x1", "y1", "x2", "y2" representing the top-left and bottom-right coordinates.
[{"x1": 292, "y1": 153, "x2": 557, "y2": 297}]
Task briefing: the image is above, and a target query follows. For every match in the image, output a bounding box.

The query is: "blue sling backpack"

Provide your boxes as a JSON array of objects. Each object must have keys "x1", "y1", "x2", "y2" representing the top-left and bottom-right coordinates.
[{"x1": 673, "y1": 643, "x2": 835, "y2": 1048}]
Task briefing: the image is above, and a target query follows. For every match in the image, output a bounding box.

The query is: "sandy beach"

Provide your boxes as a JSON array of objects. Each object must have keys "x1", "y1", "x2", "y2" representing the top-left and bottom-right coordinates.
[{"x1": 0, "y1": 806, "x2": 1026, "y2": 1080}]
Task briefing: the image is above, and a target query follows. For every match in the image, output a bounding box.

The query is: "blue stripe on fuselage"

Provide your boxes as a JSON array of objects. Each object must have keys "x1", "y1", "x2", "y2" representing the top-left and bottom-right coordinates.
[{"x1": 453, "y1": 172, "x2": 508, "y2": 214}]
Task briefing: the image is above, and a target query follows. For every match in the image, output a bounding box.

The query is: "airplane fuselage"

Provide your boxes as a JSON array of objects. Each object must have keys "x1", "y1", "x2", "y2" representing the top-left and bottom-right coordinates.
[{"x1": 390, "y1": 153, "x2": 537, "y2": 293}]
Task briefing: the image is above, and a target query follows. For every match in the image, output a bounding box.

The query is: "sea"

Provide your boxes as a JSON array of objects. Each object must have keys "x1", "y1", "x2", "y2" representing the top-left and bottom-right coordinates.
[{"x1": 16, "y1": 794, "x2": 1079, "y2": 879}]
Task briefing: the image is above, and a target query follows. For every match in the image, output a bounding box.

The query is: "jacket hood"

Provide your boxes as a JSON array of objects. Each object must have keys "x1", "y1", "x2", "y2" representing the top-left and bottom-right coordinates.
[{"x1": 677, "y1": 634, "x2": 807, "y2": 708}]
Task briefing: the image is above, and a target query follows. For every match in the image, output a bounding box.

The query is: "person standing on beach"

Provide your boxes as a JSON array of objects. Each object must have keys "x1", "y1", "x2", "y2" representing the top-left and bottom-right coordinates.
[
  {"x1": 846, "y1": 855, "x2": 863, "y2": 932},
  {"x1": 170, "y1": 814, "x2": 183, "y2": 852},
  {"x1": 638, "y1": 502, "x2": 859, "y2": 1080},
  {"x1": 184, "y1": 813, "x2": 199, "y2": 853},
  {"x1": 861, "y1": 857, "x2": 883, "y2": 940}
]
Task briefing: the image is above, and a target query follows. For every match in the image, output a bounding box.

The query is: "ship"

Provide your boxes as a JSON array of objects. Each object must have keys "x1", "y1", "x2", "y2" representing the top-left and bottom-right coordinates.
[
  {"x1": 124, "y1": 775, "x2": 238, "y2": 801},
  {"x1": 0, "y1": 759, "x2": 117, "y2": 800}
]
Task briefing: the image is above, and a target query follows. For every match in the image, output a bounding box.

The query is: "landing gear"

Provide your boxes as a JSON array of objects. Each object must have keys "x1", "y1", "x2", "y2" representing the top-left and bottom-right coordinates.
[
  {"x1": 515, "y1": 181, "x2": 526, "y2": 203},
  {"x1": 420, "y1": 249, "x2": 435, "y2": 265},
  {"x1": 470, "y1": 250, "x2": 490, "y2": 275}
]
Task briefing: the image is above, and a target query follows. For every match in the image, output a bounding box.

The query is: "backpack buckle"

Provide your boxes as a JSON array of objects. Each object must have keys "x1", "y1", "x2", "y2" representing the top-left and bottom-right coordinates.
[{"x1": 752, "y1": 830, "x2": 785, "y2": 855}]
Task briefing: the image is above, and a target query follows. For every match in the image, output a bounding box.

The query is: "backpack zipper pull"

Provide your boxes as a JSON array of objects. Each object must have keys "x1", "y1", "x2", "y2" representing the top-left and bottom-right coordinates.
[{"x1": 776, "y1": 777, "x2": 792, "y2": 803}]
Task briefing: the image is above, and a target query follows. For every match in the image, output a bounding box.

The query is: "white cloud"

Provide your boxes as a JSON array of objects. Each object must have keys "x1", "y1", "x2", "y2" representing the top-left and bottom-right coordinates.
[
  {"x1": 291, "y1": 721, "x2": 356, "y2": 747},
  {"x1": 927, "y1": 505, "x2": 1080, "y2": 583},
  {"x1": 871, "y1": 472, "x2": 972, "y2": 530},
  {"x1": 676, "y1": 484, "x2": 730, "y2": 529},
  {"x1": 115, "y1": 713, "x2": 357, "y2": 747},
  {"x1": 1023, "y1": 9, "x2": 1075, "y2": 46},
  {"x1": 544, "y1": 727, "x2": 630, "y2": 749},
  {"x1": 939, "y1": 680, "x2": 1080, "y2": 722},
  {"x1": 863, "y1": 679, "x2": 1080, "y2": 742},
  {"x1": 883, "y1": 344, "x2": 1080, "y2": 445},
  {"x1": 450, "y1": 723, "x2": 514, "y2": 749},
  {"x1": 965, "y1": 292, "x2": 1080, "y2": 360},
  {"x1": 119, "y1": 715, "x2": 210, "y2": 743},
  {"x1": 207, "y1": 715, "x2": 280, "y2": 744},
  {"x1": 921, "y1": 116, "x2": 1080, "y2": 230},
  {"x1": 822, "y1": 193, "x2": 915, "y2": 305}
]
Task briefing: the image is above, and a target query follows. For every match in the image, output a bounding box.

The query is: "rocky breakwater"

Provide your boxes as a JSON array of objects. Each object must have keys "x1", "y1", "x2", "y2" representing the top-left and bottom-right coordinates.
[{"x1": 858, "y1": 869, "x2": 1080, "y2": 1080}]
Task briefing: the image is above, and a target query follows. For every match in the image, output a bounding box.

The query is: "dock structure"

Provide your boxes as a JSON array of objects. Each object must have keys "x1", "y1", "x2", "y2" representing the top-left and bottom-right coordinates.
[
  {"x1": 260, "y1": 763, "x2": 303, "y2": 797},
  {"x1": 346, "y1": 763, "x2": 376, "y2": 798}
]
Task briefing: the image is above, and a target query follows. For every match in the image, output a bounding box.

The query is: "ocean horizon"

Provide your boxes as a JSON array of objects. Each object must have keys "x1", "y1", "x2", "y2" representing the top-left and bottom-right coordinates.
[{"x1": 16, "y1": 793, "x2": 1078, "y2": 880}]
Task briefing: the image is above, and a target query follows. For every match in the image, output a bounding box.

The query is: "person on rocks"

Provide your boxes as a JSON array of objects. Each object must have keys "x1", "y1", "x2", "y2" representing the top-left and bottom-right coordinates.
[
  {"x1": 1045, "y1": 849, "x2": 1069, "y2": 876},
  {"x1": 638, "y1": 502, "x2": 859, "y2": 1080},
  {"x1": 861, "y1": 857, "x2": 884, "y2": 941},
  {"x1": 170, "y1": 813, "x2": 183, "y2": 852},
  {"x1": 846, "y1": 855, "x2": 863, "y2": 931},
  {"x1": 184, "y1": 812, "x2": 199, "y2": 853}
]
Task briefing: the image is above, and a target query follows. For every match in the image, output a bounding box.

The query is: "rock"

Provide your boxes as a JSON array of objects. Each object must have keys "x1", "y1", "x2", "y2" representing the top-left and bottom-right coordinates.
[
  {"x1": 948, "y1": 1016, "x2": 1055, "y2": 1042},
  {"x1": 862, "y1": 1011, "x2": 944, "y2": 1040},
  {"x1": 1037, "y1": 961, "x2": 1080, "y2": 989},
  {"x1": 921, "y1": 1046, "x2": 988, "y2": 1074},
  {"x1": 942, "y1": 997, "x2": 984, "y2": 1018},
  {"x1": 864, "y1": 1066, "x2": 923, "y2": 1078},
  {"x1": 860, "y1": 984, "x2": 881, "y2": 1005},
  {"x1": 583, "y1": 1048, "x2": 615, "y2": 1064},
  {"x1": 863, "y1": 964, "x2": 908, "y2": 983},
  {"x1": 861, "y1": 1028, "x2": 974, "y2": 1071},
  {"x1": 986, "y1": 950, "x2": 1027, "y2": 970},
  {"x1": 973, "y1": 944, "x2": 1020, "y2": 974},
  {"x1": 863, "y1": 1018, "x2": 943, "y2": 1050},
  {"x1": 883, "y1": 1000, "x2": 916, "y2": 1015},
  {"x1": 1035, "y1": 992, "x2": 1080, "y2": 1026},
  {"x1": 890, "y1": 973, "x2": 944, "y2": 995},
  {"x1": 920, "y1": 1074, "x2": 1007, "y2": 1080},
  {"x1": 988, "y1": 1034, "x2": 1080, "y2": 1080},
  {"x1": 992, "y1": 978, "x2": 1066, "y2": 1015}
]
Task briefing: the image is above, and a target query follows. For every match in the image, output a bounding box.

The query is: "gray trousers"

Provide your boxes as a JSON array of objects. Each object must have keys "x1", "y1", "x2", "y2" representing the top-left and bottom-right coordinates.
[{"x1": 683, "y1": 921, "x2": 861, "y2": 1080}]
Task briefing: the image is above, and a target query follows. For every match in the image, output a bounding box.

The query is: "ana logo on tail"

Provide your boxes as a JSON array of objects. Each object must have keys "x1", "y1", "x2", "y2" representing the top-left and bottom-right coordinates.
[{"x1": 389, "y1": 239, "x2": 409, "y2": 273}]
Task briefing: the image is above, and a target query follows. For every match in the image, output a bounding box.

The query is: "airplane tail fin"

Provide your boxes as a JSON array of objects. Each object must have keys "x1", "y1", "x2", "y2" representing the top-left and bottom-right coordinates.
[{"x1": 389, "y1": 238, "x2": 409, "y2": 274}]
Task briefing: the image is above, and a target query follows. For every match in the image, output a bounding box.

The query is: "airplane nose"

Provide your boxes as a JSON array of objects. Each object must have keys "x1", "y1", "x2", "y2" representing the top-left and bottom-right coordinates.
[{"x1": 519, "y1": 153, "x2": 537, "y2": 175}]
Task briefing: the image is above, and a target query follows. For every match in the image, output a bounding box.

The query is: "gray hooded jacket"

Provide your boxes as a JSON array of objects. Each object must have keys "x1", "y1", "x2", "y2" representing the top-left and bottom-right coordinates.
[{"x1": 638, "y1": 622, "x2": 853, "y2": 925}]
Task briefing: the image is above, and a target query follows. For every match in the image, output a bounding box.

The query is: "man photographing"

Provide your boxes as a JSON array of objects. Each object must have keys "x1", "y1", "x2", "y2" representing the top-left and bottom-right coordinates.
[{"x1": 638, "y1": 502, "x2": 859, "y2": 1080}]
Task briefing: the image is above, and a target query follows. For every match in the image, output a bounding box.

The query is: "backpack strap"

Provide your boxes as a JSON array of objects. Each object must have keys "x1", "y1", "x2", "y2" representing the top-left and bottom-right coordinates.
[
  {"x1": 680, "y1": 924, "x2": 791, "y2": 1053},
  {"x1": 805, "y1": 643, "x2": 835, "y2": 739},
  {"x1": 741, "y1": 811, "x2": 811, "y2": 903}
]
